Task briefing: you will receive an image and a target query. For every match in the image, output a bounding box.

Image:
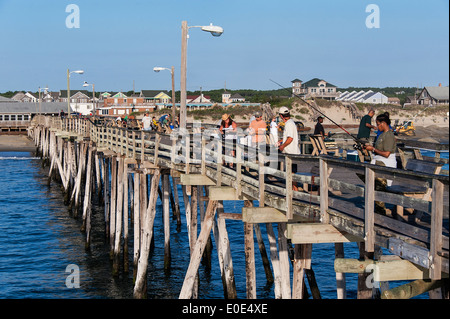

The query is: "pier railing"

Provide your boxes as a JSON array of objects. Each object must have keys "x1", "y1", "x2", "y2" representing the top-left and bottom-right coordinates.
[{"x1": 31, "y1": 116, "x2": 449, "y2": 287}]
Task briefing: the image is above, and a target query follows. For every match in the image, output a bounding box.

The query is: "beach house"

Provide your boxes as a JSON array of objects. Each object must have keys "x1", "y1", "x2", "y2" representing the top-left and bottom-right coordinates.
[
  {"x1": 417, "y1": 85, "x2": 449, "y2": 106},
  {"x1": 222, "y1": 90, "x2": 231, "y2": 103},
  {"x1": 291, "y1": 78, "x2": 339, "y2": 100}
]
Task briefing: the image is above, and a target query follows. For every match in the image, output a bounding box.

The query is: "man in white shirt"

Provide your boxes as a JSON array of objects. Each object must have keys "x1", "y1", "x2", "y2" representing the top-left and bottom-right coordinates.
[
  {"x1": 278, "y1": 106, "x2": 300, "y2": 191},
  {"x1": 278, "y1": 107, "x2": 300, "y2": 155},
  {"x1": 142, "y1": 113, "x2": 152, "y2": 131}
]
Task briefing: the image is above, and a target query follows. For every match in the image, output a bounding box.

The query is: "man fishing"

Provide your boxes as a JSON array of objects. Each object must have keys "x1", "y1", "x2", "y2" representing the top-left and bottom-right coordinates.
[
  {"x1": 270, "y1": 79, "x2": 366, "y2": 152},
  {"x1": 357, "y1": 109, "x2": 377, "y2": 144},
  {"x1": 278, "y1": 106, "x2": 300, "y2": 191}
]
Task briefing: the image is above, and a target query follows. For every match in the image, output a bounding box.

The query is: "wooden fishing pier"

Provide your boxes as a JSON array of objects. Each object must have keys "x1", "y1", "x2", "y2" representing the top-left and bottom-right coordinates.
[{"x1": 28, "y1": 115, "x2": 449, "y2": 299}]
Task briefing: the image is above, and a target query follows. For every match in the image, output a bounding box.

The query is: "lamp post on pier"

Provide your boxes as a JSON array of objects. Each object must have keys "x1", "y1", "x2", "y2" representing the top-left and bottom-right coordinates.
[
  {"x1": 83, "y1": 81, "x2": 96, "y2": 116},
  {"x1": 154, "y1": 66, "x2": 176, "y2": 126},
  {"x1": 38, "y1": 86, "x2": 48, "y2": 117},
  {"x1": 180, "y1": 21, "x2": 224, "y2": 129},
  {"x1": 67, "y1": 69, "x2": 84, "y2": 118}
]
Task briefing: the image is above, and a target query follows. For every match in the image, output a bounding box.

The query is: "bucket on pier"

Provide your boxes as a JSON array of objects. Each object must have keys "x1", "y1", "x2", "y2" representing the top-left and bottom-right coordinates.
[{"x1": 346, "y1": 150, "x2": 359, "y2": 162}]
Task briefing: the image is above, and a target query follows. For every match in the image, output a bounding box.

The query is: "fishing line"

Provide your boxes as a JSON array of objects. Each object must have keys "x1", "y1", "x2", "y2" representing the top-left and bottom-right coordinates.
[{"x1": 269, "y1": 79, "x2": 366, "y2": 150}]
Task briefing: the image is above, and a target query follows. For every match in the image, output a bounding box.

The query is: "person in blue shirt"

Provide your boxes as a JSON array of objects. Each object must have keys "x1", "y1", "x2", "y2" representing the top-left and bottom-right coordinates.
[{"x1": 159, "y1": 114, "x2": 169, "y2": 125}]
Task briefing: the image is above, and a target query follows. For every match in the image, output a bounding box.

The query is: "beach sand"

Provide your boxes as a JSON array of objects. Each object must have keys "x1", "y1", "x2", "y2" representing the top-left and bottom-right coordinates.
[{"x1": 0, "y1": 134, "x2": 36, "y2": 152}]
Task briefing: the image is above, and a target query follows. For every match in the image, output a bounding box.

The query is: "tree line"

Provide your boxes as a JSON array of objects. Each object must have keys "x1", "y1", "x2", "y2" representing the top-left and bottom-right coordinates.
[{"x1": 0, "y1": 87, "x2": 420, "y2": 104}]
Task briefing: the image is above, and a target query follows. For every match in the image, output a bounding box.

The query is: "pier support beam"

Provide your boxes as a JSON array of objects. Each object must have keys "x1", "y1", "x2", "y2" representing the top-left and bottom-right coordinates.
[
  {"x1": 212, "y1": 200, "x2": 237, "y2": 299},
  {"x1": 163, "y1": 174, "x2": 171, "y2": 270},
  {"x1": 83, "y1": 144, "x2": 94, "y2": 250},
  {"x1": 113, "y1": 156, "x2": 124, "y2": 276},
  {"x1": 381, "y1": 279, "x2": 445, "y2": 299},
  {"x1": 244, "y1": 200, "x2": 256, "y2": 299},
  {"x1": 179, "y1": 200, "x2": 219, "y2": 299},
  {"x1": 132, "y1": 167, "x2": 141, "y2": 281},
  {"x1": 134, "y1": 170, "x2": 161, "y2": 299}
]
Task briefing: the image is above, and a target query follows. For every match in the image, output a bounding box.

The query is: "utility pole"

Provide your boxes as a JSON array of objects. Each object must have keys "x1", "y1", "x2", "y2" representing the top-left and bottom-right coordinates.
[
  {"x1": 67, "y1": 69, "x2": 70, "y2": 118},
  {"x1": 171, "y1": 66, "x2": 176, "y2": 125},
  {"x1": 180, "y1": 20, "x2": 188, "y2": 129}
]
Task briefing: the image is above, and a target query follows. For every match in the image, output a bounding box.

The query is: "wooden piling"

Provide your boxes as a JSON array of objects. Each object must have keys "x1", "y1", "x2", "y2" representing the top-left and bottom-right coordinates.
[
  {"x1": 113, "y1": 156, "x2": 124, "y2": 276},
  {"x1": 179, "y1": 199, "x2": 219, "y2": 299},
  {"x1": 109, "y1": 156, "x2": 117, "y2": 258},
  {"x1": 171, "y1": 176, "x2": 182, "y2": 231},
  {"x1": 83, "y1": 144, "x2": 94, "y2": 249},
  {"x1": 123, "y1": 159, "x2": 130, "y2": 273},
  {"x1": 163, "y1": 174, "x2": 171, "y2": 270},
  {"x1": 266, "y1": 223, "x2": 282, "y2": 298},
  {"x1": 253, "y1": 223, "x2": 273, "y2": 283},
  {"x1": 133, "y1": 169, "x2": 141, "y2": 281},
  {"x1": 278, "y1": 222, "x2": 291, "y2": 299},
  {"x1": 381, "y1": 279, "x2": 444, "y2": 299},
  {"x1": 213, "y1": 201, "x2": 237, "y2": 299},
  {"x1": 357, "y1": 242, "x2": 374, "y2": 299},
  {"x1": 199, "y1": 186, "x2": 212, "y2": 269},
  {"x1": 244, "y1": 200, "x2": 257, "y2": 299},
  {"x1": 103, "y1": 157, "x2": 111, "y2": 238},
  {"x1": 134, "y1": 169, "x2": 161, "y2": 299},
  {"x1": 335, "y1": 243, "x2": 347, "y2": 299}
]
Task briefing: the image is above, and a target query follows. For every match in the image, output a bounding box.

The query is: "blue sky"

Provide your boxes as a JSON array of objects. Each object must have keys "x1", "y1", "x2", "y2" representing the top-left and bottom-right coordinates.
[{"x1": 0, "y1": 0, "x2": 448, "y2": 92}]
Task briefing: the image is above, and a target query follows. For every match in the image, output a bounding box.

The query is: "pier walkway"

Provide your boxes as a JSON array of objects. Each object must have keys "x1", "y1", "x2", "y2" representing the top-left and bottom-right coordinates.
[{"x1": 28, "y1": 116, "x2": 449, "y2": 299}]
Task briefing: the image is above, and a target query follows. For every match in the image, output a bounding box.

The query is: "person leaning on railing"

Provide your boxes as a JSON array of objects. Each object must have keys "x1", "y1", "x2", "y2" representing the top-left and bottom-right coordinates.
[
  {"x1": 277, "y1": 106, "x2": 300, "y2": 191},
  {"x1": 363, "y1": 113, "x2": 397, "y2": 186}
]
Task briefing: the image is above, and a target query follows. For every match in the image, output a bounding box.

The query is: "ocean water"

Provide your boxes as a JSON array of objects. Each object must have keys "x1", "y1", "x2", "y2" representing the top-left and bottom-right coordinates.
[
  {"x1": 420, "y1": 150, "x2": 449, "y2": 171},
  {"x1": 0, "y1": 151, "x2": 435, "y2": 299}
]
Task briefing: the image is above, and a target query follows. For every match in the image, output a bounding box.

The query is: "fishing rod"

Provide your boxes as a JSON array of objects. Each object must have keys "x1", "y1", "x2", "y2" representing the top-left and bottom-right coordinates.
[{"x1": 269, "y1": 79, "x2": 367, "y2": 150}]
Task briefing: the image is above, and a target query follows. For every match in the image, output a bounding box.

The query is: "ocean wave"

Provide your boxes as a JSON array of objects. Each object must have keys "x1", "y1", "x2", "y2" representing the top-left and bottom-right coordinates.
[{"x1": 0, "y1": 156, "x2": 40, "y2": 160}]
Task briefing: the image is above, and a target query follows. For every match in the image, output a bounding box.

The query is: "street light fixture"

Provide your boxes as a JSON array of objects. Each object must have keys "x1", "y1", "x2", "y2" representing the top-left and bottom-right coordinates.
[
  {"x1": 67, "y1": 69, "x2": 84, "y2": 118},
  {"x1": 83, "y1": 81, "x2": 96, "y2": 116},
  {"x1": 200, "y1": 23, "x2": 224, "y2": 37},
  {"x1": 154, "y1": 66, "x2": 176, "y2": 127},
  {"x1": 180, "y1": 21, "x2": 224, "y2": 129}
]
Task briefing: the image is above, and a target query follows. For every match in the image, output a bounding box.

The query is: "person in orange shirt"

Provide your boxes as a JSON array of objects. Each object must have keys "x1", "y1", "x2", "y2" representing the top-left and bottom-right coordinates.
[{"x1": 249, "y1": 111, "x2": 266, "y2": 146}]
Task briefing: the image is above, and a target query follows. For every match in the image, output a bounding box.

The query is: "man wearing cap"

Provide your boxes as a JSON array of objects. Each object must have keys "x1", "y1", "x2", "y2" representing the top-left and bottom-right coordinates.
[
  {"x1": 314, "y1": 116, "x2": 326, "y2": 138},
  {"x1": 249, "y1": 111, "x2": 266, "y2": 146},
  {"x1": 357, "y1": 109, "x2": 377, "y2": 143},
  {"x1": 278, "y1": 106, "x2": 300, "y2": 191},
  {"x1": 278, "y1": 107, "x2": 300, "y2": 155}
]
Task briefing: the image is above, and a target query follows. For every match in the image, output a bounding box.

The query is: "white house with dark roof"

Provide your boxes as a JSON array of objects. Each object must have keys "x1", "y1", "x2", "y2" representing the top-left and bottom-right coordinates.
[
  {"x1": 230, "y1": 93, "x2": 245, "y2": 103},
  {"x1": 59, "y1": 90, "x2": 95, "y2": 115},
  {"x1": 291, "y1": 78, "x2": 339, "y2": 100}
]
